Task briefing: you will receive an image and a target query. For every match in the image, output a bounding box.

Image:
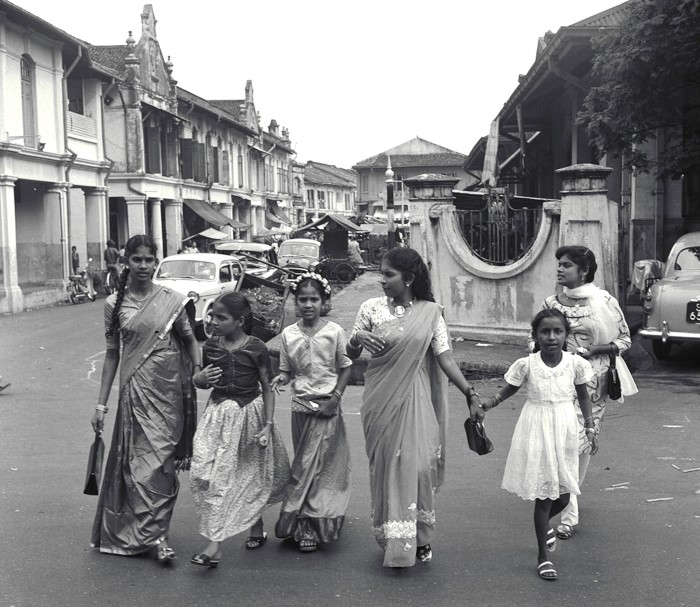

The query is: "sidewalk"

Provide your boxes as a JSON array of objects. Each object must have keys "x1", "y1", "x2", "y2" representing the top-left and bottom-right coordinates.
[{"x1": 266, "y1": 271, "x2": 652, "y2": 383}]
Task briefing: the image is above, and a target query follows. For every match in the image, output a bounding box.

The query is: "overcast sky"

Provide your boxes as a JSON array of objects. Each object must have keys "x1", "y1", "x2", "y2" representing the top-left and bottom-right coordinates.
[{"x1": 17, "y1": 0, "x2": 620, "y2": 168}]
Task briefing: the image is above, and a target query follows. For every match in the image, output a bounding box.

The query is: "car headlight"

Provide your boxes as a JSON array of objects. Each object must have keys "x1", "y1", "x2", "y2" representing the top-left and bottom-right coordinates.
[{"x1": 187, "y1": 291, "x2": 200, "y2": 303}]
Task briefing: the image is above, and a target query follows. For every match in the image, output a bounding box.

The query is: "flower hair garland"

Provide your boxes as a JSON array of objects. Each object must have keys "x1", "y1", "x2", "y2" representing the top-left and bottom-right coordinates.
[{"x1": 289, "y1": 271, "x2": 332, "y2": 295}]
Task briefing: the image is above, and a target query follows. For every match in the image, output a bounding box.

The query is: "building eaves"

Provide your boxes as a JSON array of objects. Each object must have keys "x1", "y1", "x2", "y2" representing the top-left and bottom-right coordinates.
[
  {"x1": 177, "y1": 88, "x2": 256, "y2": 135},
  {"x1": 304, "y1": 164, "x2": 356, "y2": 188},
  {"x1": 353, "y1": 152, "x2": 467, "y2": 170},
  {"x1": 86, "y1": 45, "x2": 129, "y2": 78},
  {"x1": 210, "y1": 100, "x2": 245, "y2": 123},
  {"x1": 262, "y1": 131, "x2": 294, "y2": 155},
  {"x1": 569, "y1": 1, "x2": 633, "y2": 28}
]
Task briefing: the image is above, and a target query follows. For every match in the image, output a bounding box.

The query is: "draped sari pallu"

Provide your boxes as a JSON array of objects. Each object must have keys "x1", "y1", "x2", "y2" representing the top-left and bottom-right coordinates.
[
  {"x1": 91, "y1": 288, "x2": 195, "y2": 555},
  {"x1": 361, "y1": 301, "x2": 448, "y2": 568}
]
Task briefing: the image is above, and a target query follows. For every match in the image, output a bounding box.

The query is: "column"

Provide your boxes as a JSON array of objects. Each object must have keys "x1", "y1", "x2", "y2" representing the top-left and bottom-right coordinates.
[
  {"x1": 124, "y1": 195, "x2": 147, "y2": 237},
  {"x1": 164, "y1": 199, "x2": 183, "y2": 256},
  {"x1": 84, "y1": 187, "x2": 109, "y2": 264},
  {"x1": 220, "y1": 201, "x2": 234, "y2": 239},
  {"x1": 44, "y1": 183, "x2": 70, "y2": 283},
  {"x1": 555, "y1": 163, "x2": 618, "y2": 297},
  {"x1": 149, "y1": 198, "x2": 164, "y2": 257},
  {"x1": 0, "y1": 176, "x2": 23, "y2": 313}
]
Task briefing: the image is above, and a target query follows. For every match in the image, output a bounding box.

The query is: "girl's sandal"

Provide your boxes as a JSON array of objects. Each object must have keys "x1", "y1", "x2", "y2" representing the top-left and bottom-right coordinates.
[
  {"x1": 556, "y1": 524, "x2": 574, "y2": 540},
  {"x1": 299, "y1": 539, "x2": 318, "y2": 552},
  {"x1": 245, "y1": 531, "x2": 268, "y2": 550},
  {"x1": 416, "y1": 544, "x2": 432, "y2": 563},
  {"x1": 546, "y1": 528, "x2": 557, "y2": 552},
  {"x1": 538, "y1": 560, "x2": 558, "y2": 581},
  {"x1": 155, "y1": 537, "x2": 176, "y2": 563}
]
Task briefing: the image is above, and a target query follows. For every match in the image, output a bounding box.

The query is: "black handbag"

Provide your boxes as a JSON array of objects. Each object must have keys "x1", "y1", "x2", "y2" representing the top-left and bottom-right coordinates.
[
  {"x1": 464, "y1": 418, "x2": 494, "y2": 455},
  {"x1": 607, "y1": 344, "x2": 622, "y2": 401},
  {"x1": 83, "y1": 431, "x2": 105, "y2": 496}
]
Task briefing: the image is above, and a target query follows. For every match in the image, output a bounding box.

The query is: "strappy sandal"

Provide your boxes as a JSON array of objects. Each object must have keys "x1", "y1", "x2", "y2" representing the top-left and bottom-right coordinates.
[
  {"x1": 538, "y1": 560, "x2": 558, "y2": 581},
  {"x1": 416, "y1": 544, "x2": 432, "y2": 563},
  {"x1": 155, "y1": 537, "x2": 176, "y2": 563},
  {"x1": 546, "y1": 528, "x2": 557, "y2": 552},
  {"x1": 245, "y1": 531, "x2": 268, "y2": 550},
  {"x1": 299, "y1": 539, "x2": 318, "y2": 552},
  {"x1": 191, "y1": 552, "x2": 221, "y2": 568},
  {"x1": 556, "y1": 523, "x2": 574, "y2": 540}
]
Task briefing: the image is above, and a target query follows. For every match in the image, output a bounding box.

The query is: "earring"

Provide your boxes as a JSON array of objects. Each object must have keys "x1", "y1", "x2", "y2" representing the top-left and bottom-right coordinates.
[{"x1": 406, "y1": 282, "x2": 411, "y2": 287}]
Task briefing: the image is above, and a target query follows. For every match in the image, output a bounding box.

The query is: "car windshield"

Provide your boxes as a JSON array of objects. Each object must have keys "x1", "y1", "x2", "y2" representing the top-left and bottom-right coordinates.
[
  {"x1": 673, "y1": 246, "x2": 700, "y2": 271},
  {"x1": 156, "y1": 260, "x2": 216, "y2": 280},
  {"x1": 280, "y1": 243, "x2": 318, "y2": 258}
]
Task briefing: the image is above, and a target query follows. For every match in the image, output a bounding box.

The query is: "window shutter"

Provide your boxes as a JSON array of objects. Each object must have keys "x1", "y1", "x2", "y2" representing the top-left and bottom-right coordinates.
[{"x1": 180, "y1": 139, "x2": 193, "y2": 179}]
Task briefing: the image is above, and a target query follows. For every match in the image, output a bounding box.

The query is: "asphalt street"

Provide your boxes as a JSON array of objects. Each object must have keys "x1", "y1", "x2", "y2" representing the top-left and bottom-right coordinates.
[{"x1": 0, "y1": 298, "x2": 698, "y2": 607}]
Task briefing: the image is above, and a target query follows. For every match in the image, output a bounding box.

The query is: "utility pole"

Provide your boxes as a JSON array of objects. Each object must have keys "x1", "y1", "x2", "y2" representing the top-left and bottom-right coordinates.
[{"x1": 386, "y1": 156, "x2": 395, "y2": 250}]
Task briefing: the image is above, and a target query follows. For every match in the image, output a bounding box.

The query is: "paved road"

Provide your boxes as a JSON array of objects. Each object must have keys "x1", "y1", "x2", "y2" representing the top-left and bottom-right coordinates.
[{"x1": 0, "y1": 299, "x2": 698, "y2": 607}]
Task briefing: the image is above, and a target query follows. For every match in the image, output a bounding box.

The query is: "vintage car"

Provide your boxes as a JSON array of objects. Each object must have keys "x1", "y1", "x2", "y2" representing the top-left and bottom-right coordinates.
[
  {"x1": 640, "y1": 231, "x2": 700, "y2": 359},
  {"x1": 153, "y1": 253, "x2": 245, "y2": 340},
  {"x1": 277, "y1": 238, "x2": 322, "y2": 273}
]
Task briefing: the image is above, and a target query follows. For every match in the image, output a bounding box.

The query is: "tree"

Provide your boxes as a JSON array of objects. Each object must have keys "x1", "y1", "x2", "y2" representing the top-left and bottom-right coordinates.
[{"x1": 579, "y1": 0, "x2": 700, "y2": 178}]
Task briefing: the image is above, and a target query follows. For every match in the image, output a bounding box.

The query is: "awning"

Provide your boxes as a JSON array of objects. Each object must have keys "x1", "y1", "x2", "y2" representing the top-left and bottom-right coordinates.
[
  {"x1": 183, "y1": 199, "x2": 250, "y2": 229},
  {"x1": 182, "y1": 227, "x2": 229, "y2": 242},
  {"x1": 267, "y1": 200, "x2": 293, "y2": 226},
  {"x1": 294, "y1": 214, "x2": 367, "y2": 234}
]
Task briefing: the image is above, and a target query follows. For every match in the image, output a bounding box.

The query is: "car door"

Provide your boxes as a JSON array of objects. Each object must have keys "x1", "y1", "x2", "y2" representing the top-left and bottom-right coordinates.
[{"x1": 218, "y1": 261, "x2": 235, "y2": 295}]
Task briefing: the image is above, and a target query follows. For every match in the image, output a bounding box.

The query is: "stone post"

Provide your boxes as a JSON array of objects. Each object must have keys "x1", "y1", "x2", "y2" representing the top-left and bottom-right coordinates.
[
  {"x1": 555, "y1": 163, "x2": 618, "y2": 297},
  {"x1": 149, "y1": 198, "x2": 164, "y2": 258},
  {"x1": 83, "y1": 187, "x2": 109, "y2": 266},
  {"x1": 125, "y1": 195, "x2": 147, "y2": 236},
  {"x1": 0, "y1": 176, "x2": 23, "y2": 312},
  {"x1": 220, "y1": 201, "x2": 234, "y2": 239},
  {"x1": 164, "y1": 199, "x2": 183, "y2": 256},
  {"x1": 44, "y1": 183, "x2": 70, "y2": 283}
]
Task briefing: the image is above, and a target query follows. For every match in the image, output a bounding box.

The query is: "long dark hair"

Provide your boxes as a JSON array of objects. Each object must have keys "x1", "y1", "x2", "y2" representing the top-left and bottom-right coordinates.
[
  {"x1": 106, "y1": 234, "x2": 158, "y2": 338},
  {"x1": 530, "y1": 308, "x2": 570, "y2": 352},
  {"x1": 555, "y1": 245, "x2": 597, "y2": 283},
  {"x1": 383, "y1": 247, "x2": 434, "y2": 302}
]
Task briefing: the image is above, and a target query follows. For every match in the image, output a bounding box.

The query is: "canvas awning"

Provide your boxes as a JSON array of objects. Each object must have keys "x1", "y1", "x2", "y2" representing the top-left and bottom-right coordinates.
[
  {"x1": 182, "y1": 227, "x2": 229, "y2": 242},
  {"x1": 266, "y1": 200, "x2": 293, "y2": 225},
  {"x1": 183, "y1": 199, "x2": 250, "y2": 229},
  {"x1": 294, "y1": 214, "x2": 367, "y2": 233}
]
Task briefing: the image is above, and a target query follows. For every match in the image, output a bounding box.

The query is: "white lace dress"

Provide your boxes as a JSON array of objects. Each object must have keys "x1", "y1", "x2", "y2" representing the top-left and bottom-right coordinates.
[{"x1": 501, "y1": 352, "x2": 593, "y2": 501}]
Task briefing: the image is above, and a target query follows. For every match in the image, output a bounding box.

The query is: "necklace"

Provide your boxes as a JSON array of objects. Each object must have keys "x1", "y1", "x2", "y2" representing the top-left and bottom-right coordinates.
[
  {"x1": 127, "y1": 286, "x2": 153, "y2": 304},
  {"x1": 390, "y1": 297, "x2": 415, "y2": 320}
]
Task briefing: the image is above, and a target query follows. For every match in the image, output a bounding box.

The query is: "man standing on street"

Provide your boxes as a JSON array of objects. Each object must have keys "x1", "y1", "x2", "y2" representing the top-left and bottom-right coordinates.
[{"x1": 104, "y1": 239, "x2": 121, "y2": 287}]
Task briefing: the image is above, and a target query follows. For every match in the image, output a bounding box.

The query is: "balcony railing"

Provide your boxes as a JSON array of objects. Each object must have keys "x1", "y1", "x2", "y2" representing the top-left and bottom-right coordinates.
[{"x1": 67, "y1": 112, "x2": 96, "y2": 139}]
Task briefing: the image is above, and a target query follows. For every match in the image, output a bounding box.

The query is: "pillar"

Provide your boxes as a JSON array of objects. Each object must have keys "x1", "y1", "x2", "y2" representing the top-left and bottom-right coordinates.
[
  {"x1": 0, "y1": 176, "x2": 23, "y2": 312},
  {"x1": 164, "y1": 199, "x2": 183, "y2": 256},
  {"x1": 220, "y1": 201, "x2": 234, "y2": 239},
  {"x1": 555, "y1": 163, "x2": 618, "y2": 297},
  {"x1": 125, "y1": 195, "x2": 147, "y2": 237},
  {"x1": 149, "y1": 198, "x2": 164, "y2": 258},
  {"x1": 44, "y1": 183, "x2": 70, "y2": 283},
  {"x1": 84, "y1": 186, "x2": 108, "y2": 267}
]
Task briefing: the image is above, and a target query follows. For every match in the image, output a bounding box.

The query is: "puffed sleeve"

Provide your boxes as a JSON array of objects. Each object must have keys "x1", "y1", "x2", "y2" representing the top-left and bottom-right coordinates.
[
  {"x1": 504, "y1": 356, "x2": 530, "y2": 386},
  {"x1": 103, "y1": 297, "x2": 120, "y2": 350},
  {"x1": 278, "y1": 328, "x2": 292, "y2": 373},
  {"x1": 430, "y1": 315, "x2": 450, "y2": 356},
  {"x1": 574, "y1": 355, "x2": 594, "y2": 385},
  {"x1": 350, "y1": 299, "x2": 373, "y2": 339},
  {"x1": 605, "y1": 293, "x2": 632, "y2": 353},
  {"x1": 334, "y1": 324, "x2": 353, "y2": 369}
]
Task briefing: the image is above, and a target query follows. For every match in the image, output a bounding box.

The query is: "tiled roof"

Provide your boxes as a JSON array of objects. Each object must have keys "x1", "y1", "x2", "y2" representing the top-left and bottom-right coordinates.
[
  {"x1": 87, "y1": 45, "x2": 129, "y2": 77},
  {"x1": 353, "y1": 152, "x2": 467, "y2": 170},
  {"x1": 210, "y1": 100, "x2": 245, "y2": 123},
  {"x1": 570, "y1": 1, "x2": 632, "y2": 28},
  {"x1": 304, "y1": 162, "x2": 356, "y2": 187},
  {"x1": 177, "y1": 89, "x2": 255, "y2": 135}
]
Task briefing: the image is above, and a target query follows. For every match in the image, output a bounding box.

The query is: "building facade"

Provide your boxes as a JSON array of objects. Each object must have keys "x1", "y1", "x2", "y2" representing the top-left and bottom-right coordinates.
[{"x1": 302, "y1": 161, "x2": 356, "y2": 223}]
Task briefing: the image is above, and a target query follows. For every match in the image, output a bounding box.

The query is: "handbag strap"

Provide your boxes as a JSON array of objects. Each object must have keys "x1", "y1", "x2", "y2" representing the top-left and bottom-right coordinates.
[{"x1": 608, "y1": 342, "x2": 619, "y2": 367}]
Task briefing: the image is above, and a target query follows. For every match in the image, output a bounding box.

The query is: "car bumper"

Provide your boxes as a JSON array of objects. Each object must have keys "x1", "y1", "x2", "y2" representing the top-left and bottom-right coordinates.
[{"x1": 640, "y1": 328, "x2": 700, "y2": 341}]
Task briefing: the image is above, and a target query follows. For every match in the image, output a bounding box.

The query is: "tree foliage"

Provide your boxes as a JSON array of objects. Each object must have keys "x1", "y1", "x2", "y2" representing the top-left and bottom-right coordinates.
[{"x1": 579, "y1": 0, "x2": 700, "y2": 177}]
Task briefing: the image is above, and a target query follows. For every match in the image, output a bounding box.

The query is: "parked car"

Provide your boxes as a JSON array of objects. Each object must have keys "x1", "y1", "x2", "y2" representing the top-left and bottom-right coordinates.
[
  {"x1": 214, "y1": 241, "x2": 274, "y2": 276},
  {"x1": 640, "y1": 231, "x2": 700, "y2": 359},
  {"x1": 153, "y1": 253, "x2": 245, "y2": 340},
  {"x1": 277, "y1": 238, "x2": 322, "y2": 274}
]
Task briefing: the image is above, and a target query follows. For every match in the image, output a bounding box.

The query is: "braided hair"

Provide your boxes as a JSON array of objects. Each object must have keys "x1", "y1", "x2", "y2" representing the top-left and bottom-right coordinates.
[
  {"x1": 215, "y1": 292, "x2": 254, "y2": 334},
  {"x1": 106, "y1": 234, "x2": 158, "y2": 338},
  {"x1": 383, "y1": 247, "x2": 435, "y2": 302}
]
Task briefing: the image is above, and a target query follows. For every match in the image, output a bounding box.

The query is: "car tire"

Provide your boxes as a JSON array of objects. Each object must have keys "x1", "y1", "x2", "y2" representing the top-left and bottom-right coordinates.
[
  {"x1": 333, "y1": 263, "x2": 356, "y2": 284},
  {"x1": 652, "y1": 340, "x2": 672, "y2": 360}
]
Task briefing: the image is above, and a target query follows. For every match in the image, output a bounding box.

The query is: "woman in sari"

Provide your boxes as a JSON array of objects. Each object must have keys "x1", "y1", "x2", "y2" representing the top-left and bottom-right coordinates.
[
  {"x1": 347, "y1": 248, "x2": 483, "y2": 568},
  {"x1": 535, "y1": 245, "x2": 637, "y2": 540},
  {"x1": 90, "y1": 234, "x2": 201, "y2": 563}
]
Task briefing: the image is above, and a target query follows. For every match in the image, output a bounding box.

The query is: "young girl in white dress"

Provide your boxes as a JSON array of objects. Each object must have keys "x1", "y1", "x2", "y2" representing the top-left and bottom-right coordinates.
[
  {"x1": 482, "y1": 308, "x2": 598, "y2": 581},
  {"x1": 271, "y1": 273, "x2": 353, "y2": 553}
]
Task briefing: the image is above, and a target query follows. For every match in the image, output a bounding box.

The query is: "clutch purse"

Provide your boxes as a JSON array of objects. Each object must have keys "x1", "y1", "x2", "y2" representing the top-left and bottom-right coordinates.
[
  {"x1": 83, "y1": 431, "x2": 105, "y2": 496},
  {"x1": 464, "y1": 418, "x2": 494, "y2": 455}
]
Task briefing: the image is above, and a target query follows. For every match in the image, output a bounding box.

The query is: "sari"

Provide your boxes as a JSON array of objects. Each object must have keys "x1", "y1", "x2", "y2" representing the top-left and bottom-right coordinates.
[
  {"x1": 360, "y1": 300, "x2": 448, "y2": 568},
  {"x1": 91, "y1": 286, "x2": 195, "y2": 555}
]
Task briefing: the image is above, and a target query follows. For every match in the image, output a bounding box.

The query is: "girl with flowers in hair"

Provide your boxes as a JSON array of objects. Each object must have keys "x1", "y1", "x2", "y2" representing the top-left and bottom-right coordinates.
[{"x1": 272, "y1": 272, "x2": 353, "y2": 552}]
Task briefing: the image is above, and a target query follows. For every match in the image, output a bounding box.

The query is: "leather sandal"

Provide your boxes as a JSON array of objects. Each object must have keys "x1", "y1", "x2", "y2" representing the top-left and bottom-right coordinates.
[
  {"x1": 538, "y1": 560, "x2": 558, "y2": 580},
  {"x1": 191, "y1": 552, "x2": 221, "y2": 568},
  {"x1": 155, "y1": 537, "x2": 176, "y2": 563},
  {"x1": 245, "y1": 531, "x2": 268, "y2": 550},
  {"x1": 546, "y1": 528, "x2": 557, "y2": 552},
  {"x1": 299, "y1": 539, "x2": 318, "y2": 552},
  {"x1": 556, "y1": 523, "x2": 574, "y2": 540},
  {"x1": 416, "y1": 544, "x2": 432, "y2": 563}
]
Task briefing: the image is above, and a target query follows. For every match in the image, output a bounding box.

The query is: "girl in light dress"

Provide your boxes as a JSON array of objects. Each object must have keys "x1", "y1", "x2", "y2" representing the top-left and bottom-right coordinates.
[
  {"x1": 482, "y1": 309, "x2": 598, "y2": 581},
  {"x1": 271, "y1": 273, "x2": 353, "y2": 553},
  {"x1": 189, "y1": 292, "x2": 290, "y2": 568}
]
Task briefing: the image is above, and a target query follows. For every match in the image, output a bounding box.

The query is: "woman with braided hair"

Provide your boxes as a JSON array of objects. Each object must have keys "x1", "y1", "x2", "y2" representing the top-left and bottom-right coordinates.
[{"x1": 90, "y1": 234, "x2": 201, "y2": 564}]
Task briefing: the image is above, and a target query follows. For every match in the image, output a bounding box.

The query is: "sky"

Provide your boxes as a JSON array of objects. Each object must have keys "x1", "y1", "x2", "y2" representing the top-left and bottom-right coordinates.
[{"x1": 16, "y1": 0, "x2": 621, "y2": 168}]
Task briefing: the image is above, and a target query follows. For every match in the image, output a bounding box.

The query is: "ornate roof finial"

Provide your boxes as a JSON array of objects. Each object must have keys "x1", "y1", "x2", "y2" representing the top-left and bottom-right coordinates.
[
  {"x1": 126, "y1": 30, "x2": 136, "y2": 49},
  {"x1": 165, "y1": 55, "x2": 174, "y2": 74}
]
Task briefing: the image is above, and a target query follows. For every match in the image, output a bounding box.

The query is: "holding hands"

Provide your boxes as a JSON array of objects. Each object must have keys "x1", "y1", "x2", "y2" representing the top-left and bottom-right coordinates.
[{"x1": 193, "y1": 364, "x2": 222, "y2": 389}]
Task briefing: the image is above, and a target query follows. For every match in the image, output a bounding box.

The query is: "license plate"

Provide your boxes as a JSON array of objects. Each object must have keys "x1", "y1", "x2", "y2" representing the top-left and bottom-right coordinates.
[{"x1": 686, "y1": 301, "x2": 700, "y2": 323}]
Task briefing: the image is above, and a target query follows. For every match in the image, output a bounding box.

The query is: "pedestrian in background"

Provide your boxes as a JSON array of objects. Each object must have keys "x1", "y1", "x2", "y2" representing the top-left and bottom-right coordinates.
[
  {"x1": 534, "y1": 246, "x2": 637, "y2": 540},
  {"x1": 271, "y1": 272, "x2": 353, "y2": 553},
  {"x1": 190, "y1": 292, "x2": 289, "y2": 568},
  {"x1": 484, "y1": 308, "x2": 597, "y2": 581},
  {"x1": 347, "y1": 247, "x2": 483, "y2": 567},
  {"x1": 91, "y1": 234, "x2": 201, "y2": 563},
  {"x1": 71, "y1": 246, "x2": 80, "y2": 274}
]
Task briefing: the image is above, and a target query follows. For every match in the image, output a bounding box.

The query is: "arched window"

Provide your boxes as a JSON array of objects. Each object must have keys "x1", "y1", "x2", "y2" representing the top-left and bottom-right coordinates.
[{"x1": 20, "y1": 55, "x2": 37, "y2": 146}]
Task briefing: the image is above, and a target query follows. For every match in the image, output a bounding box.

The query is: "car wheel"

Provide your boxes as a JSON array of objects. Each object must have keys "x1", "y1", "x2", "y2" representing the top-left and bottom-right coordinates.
[
  {"x1": 334, "y1": 263, "x2": 356, "y2": 284},
  {"x1": 196, "y1": 307, "x2": 215, "y2": 341},
  {"x1": 652, "y1": 340, "x2": 672, "y2": 360}
]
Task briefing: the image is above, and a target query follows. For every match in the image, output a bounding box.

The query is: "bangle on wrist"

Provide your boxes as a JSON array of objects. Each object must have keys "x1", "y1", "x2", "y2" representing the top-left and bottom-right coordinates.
[
  {"x1": 265, "y1": 420, "x2": 274, "y2": 426},
  {"x1": 332, "y1": 389, "x2": 343, "y2": 398},
  {"x1": 95, "y1": 404, "x2": 108, "y2": 414}
]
